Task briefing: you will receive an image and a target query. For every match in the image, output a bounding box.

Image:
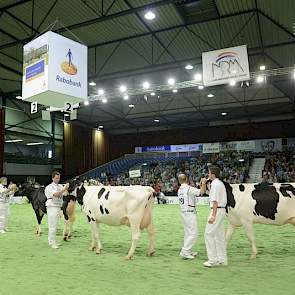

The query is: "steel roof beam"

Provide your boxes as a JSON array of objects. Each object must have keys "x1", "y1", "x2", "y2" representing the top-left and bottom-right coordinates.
[{"x1": 0, "y1": 0, "x2": 32, "y2": 11}]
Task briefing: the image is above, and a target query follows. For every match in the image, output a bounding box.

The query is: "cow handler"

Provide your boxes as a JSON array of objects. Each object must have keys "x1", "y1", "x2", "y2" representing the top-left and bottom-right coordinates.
[{"x1": 45, "y1": 171, "x2": 69, "y2": 249}]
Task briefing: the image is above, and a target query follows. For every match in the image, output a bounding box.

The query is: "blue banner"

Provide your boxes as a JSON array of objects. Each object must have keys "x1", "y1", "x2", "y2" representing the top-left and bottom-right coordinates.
[
  {"x1": 142, "y1": 145, "x2": 171, "y2": 152},
  {"x1": 26, "y1": 59, "x2": 45, "y2": 81}
]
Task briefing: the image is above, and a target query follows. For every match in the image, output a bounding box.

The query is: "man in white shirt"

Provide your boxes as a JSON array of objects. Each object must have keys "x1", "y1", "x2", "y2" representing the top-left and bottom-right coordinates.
[
  {"x1": 203, "y1": 166, "x2": 228, "y2": 267},
  {"x1": 45, "y1": 171, "x2": 69, "y2": 249},
  {"x1": 178, "y1": 174, "x2": 206, "y2": 259},
  {"x1": 0, "y1": 177, "x2": 15, "y2": 234}
]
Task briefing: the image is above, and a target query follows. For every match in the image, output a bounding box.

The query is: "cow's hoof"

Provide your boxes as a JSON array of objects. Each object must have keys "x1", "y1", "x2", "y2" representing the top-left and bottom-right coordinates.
[
  {"x1": 67, "y1": 235, "x2": 72, "y2": 239},
  {"x1": 147, "y1": 251, "x2": 155, "y2": 257},
  {"x1": 125, "y1": 255, "x2": 133, "y2": 260},
  {"x1": 89, "y1": 246, "x2": 96, "y2": 251},
  {"x1": 96, "y1": 250, "x2": 101, "y2": 255},
  {"x1": 63, "y1": 236, "x2": 68, "y2": 241},
  {"x1": 250, "y1": 254, "x2": 257, "y2": 260}
]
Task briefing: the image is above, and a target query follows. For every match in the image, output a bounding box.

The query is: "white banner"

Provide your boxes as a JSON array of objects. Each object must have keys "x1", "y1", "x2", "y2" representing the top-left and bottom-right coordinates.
[
  {"x1": 255, "y1": 138, "x2": 282, "y2": 152},
  {"x1": 129, "y1": 170, "x2": 141, "y2": 178},
  {"x1": 158, "y1": 196, "x2": 209, "y2": 205},
  {"x1": 202, "y1": 45, "x2": 250, "y2": 87},
  {"x1": 22, "y1": 31, "x2": 87, "y2": 108},
  {"x1": 236, "y1": 140, "x2": 255, "y2": 151},
  {"x1": 170, "y1": 144, "x2": 201, "y2": 152},
  {"x1": 202, "y1": 142, "x2": 220, "y2": 153}
]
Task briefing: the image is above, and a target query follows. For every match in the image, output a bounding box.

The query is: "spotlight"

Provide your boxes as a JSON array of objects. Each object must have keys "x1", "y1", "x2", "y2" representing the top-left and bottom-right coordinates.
[
  {"x1": 194, "y1": 73, "x2": 202, "y2": 81},
  {"x1": 123, "y1": 94, "x2": 129, "y2": 100},
  {"x1": 98, "y1": 89, "x2": 104, "y2": 95},
  {"x1": 229, "y1": 80, "x2": 236, "y2": 86},
  {"x1": 260, "y1": 65, "x2": 266, "y2": 71},
  {"x1": 128, "y1": 104, "x2": 135, "y2": 108},
  {"x1": 221, "y1": 112, "x2": 228, "y2": 116},
  {"x1": 119, "y1": 85, "x2": 127, "y2": 93},
  {"x1": 207, "y1": 94, "x2": 214, "y2": 98},
  {"x1": 89, "y1": 81, "x2": 96, "y2": 86},
  {"x1": 154, "y1": 119, "x2": 160, "y2": 123},
  {"x1": 142, "y1": 81, "x2": 150, "y2": 89},
  {"x1": 167, "y1": 78, "x2": 175, "y2": 86},
  {"x1": 98, "y1": 125, "x2": 104, "y2": 129},
  {"x1": 185, "y1": 64, "x2": 194, "y2": 70},
  {"x1": 198, "y1": 85, "x2": 204, "y2": 90},
  {"x1": 84, "y1": 100, "x2": 89, "y2": 106},
  {"x1": 102, "y1": 98, "x2": 107, "y2": 103},
  {"x1": 256, "y1": 76, "x2": 264, "y2": 83},
  {"x1": 151, "y1": 92, "x2": 156, "y2": 96},
  {"x1": 144, "y1": 10, "x2": 156, "y2": 20},
  {"x1": 172, "y1": 89, "x2": 178, "y2": 93}
]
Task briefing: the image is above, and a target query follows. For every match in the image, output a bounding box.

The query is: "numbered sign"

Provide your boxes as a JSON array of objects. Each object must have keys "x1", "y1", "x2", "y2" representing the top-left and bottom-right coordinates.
[
  {"x1": 64, "y1": 101, "x2": 72, "y2": 113},
  {"x1": 31, "y1": 101, "x2": 38, "y2": 114}
]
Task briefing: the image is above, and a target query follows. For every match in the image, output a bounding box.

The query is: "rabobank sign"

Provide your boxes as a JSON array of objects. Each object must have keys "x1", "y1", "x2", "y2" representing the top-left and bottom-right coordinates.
[{"x1": 56, "y1": 75, "x2": 81, "y2": 88}]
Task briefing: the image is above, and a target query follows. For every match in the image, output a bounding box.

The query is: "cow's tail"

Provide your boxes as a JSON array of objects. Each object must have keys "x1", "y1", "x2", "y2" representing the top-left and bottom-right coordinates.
[
  {"x1": 147, "y1": 187, "x2": 155, "y2": 208},
  {"x1": 140, "y1": 187, "x2": 155, "y2": 230}
]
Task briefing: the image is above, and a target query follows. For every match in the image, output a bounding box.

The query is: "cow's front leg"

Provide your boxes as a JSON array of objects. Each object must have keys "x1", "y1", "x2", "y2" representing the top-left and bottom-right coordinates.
[
  {"x1": 89, "y1": 222, "x2": 102, "y2": 254},
  {"x1": 126, "y1": 221, "x2": 141, "y2": 260},
  {"x1": 225, "y1": 223, "x2": 236, "y2": 246},
  {"x1": 146, "y1": 222, "x2": 155, "y2": 257},
  {"x1": 63, "y1": 220, "x2": 69, "y2": 241},
  {"x1": 243, "y1": 221, "x2": 258, "y2": 259}
]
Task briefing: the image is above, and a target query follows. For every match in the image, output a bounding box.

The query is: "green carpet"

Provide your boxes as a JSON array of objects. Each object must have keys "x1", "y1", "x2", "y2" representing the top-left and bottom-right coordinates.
[{"x1": 0, "y1": 204, "x2": 294, "y2": 295}]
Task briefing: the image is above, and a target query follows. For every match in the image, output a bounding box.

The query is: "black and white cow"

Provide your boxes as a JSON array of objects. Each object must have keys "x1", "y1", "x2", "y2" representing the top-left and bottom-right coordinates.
[
  {"x1": 220, "y1": 182, "x2": 295, "y2": 259},
  {"x1": 18, "y1": 182, "x2": 77, "y2": 240},
  {"x1": 74, "y1": 184, "x2": 155, "y2": 260}
]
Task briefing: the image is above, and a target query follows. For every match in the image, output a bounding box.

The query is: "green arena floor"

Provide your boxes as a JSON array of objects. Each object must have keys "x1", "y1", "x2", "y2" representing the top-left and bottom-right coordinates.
[{"x1": 0, "y1": 204, "x2": 294, "y2": 295}]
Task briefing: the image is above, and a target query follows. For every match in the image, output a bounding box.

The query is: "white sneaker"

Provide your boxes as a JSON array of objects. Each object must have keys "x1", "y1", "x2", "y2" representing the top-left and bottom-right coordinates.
[
  {"x1": 0, "y1": 230, "x2": 6, "y2": 234},
  {"x1": 180, "y1": 252, "x2": 195, "y2": 260},
  {"x1": 203, "y1": 261, "x2": 219, "y2": 267},
  {"x1": 50, "y1": 244, "x2": 59, "y2": 249},
  {"x1": 190, "y1": 251, "x2": 198, "y2": 257},
  {"x1": 218, "y1": 261, "x2": 228, "y2": 266}
]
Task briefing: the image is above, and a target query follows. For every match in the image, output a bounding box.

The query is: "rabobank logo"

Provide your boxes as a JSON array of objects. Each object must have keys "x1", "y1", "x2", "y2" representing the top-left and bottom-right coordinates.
[
  {"x1": 60, "y1": 49, "x2": 77, "y2": 75},
  {"x1": 212, "y1": 50, "x2": 244, "y2": 78}
]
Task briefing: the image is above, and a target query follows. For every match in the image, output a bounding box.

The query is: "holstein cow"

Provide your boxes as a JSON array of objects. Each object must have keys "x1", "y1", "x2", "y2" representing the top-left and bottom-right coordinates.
[
  {"x1": 17, "y1": 182, "x2": 77, "y2": 240},
  {"x1": 215, "y1": 181, "x2": 295, "y2": 259},
  {"x1": 74, "y1": 184, "x2": 155, "y2": 259}
]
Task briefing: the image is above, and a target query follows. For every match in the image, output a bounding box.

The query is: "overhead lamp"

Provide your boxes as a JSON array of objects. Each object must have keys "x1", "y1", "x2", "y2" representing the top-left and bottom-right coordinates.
[
  {"x1": 142, "y1": 81, "x2": 150, "y2": 89},
  {"x1": 102, "y1": 98, "x2": 107, "y2": 103},
  {"x1": 98, "y1": 125, "x2": 104, "y2": 129},
  {"x1": 172, "y1": 89, "x2": 178, "y2": 93},
  {"x1": 198, "y1": 85, "x2": 204, "y2": 90},
  {"x1": 16, "y1": 96, "x2": 22, "y2": 100},
  {"x1": 167, "y1": 78, "x2": 175, "y2": 86},
  {"x1": 151, "y1": 92, "x2": 156, "y2": 96},
  {"x1": 84, "y1": 100, "x2": 89, "y2": 106},
  {"x1": 89, "y1": 81, "x2": 96, "y2": 86},
  {"x1": 123, "y1": 94, "x2": 129, "y2": 100},
  {"x1": 154, "y1": 119, "x2": 160, "y2": 123},
  {"x1": 185, "y1": 64, "x2": 194, "y2": 70},
  {"x1": 229, "y1": 80, "x2": 236, "y2": 86},
  {"x1": 5, "y1": 139, "x2": 23, "y2": 143},
  {"x1": 256, "y1": 76, "x2": 264, "y2": 83},
  {"x1": 194, "y1": 73, "x2": 202, "y2": 81},
  {"x1": 119, "y1": 85, "x2": 127, "y2": 93},
  {"x1": 98, "y1": 89, "x2": 104, "y2": 95},
  {"x1": 26, "y1": 142, "x2": 44, "y2": 146},
  {"x1": 128, "y1": 104, "x2": 135, "y2": 108},
  {"x1": 259, "y1": 65, "x2": 266, "y2": 71},
  {"x1": 221, "y1": 112, "x2": 228, "y2": 116},
  {"x1": 144, "y1": 10, "x2": 156, "y2": 20},
  {"x1": 207, "y1": 94, "x2": 214, "y2": 98}
]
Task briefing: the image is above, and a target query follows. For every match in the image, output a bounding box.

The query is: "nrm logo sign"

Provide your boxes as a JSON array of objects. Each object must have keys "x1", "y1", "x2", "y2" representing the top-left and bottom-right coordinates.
[{"x1": 211, "y1": 51, "x2": 244, "y2": 78}]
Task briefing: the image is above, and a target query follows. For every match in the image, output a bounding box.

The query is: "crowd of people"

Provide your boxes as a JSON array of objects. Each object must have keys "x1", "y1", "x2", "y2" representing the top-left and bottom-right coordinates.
[
  {"x1": 104, "y1": 152, "x2": 251, "y2": 194},
  {"x1": 263, "y1": 151, "x2": 295, "y2": 183}
]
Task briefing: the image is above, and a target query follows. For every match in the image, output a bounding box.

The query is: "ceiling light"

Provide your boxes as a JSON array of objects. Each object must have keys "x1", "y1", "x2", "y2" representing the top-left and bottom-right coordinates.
[
  {"x1": 119, "y1": 85, "x2": 127, "y2": 93},
  {"x1": 102, "y1": 98, "x2": 107, "y2": 103},
  {"x1": 98, "y1": 125, "x2": 104, "y2": 129},
  {"x1": 89, "y1": 81, "x2": 96, "y2": 86},
  {"x1": 259, "y1": 65, "x2": 266, "y2": 71},
  {"x1": 123, "y1": 94, "x2": 129, "y2": 100},
  {"x1": 167, "y1": 78, "x2": 175, "y2": 86},
  {"x1": 16, "y1": 96, "x2": 22, "y2": 100},
  {"x1": 221, "y1": 112, "x2": 228, "y2": 116},
  {"x1": 98, "y1": 89, "x2": 104, "y2": 95},
  {"x1": 84, "y1": 100, "x2": 89, "y2": 106},
  {"x1": 129, "y1": 104, "x2": 135, "y2": 108},
  {"x1": 154, "y1": 119, "x2": 160, "y2": 123},
  {"x1": 26, "y1": 142, "x2": 44, "y2": 146},
  {"x1": 5, "y1": 139, "x2": 23, "y2": 143},
  {"x1": 142, "y1": 81, "x2": 150, "y2": 89},
  {"x1": 144, "y1": 10, "x2": 156, "y2": 20},
  {"x1": 239, "y1": 158, "x2": 245, "y2": 162},
  {"x1": 194, "y1": 73, "x2": 202, "y2": 81},
  {"x1": 293, "y1": 71, "x2": 295, "y2": 79},
  {"x1": 172, "y1": 89, "x2": 178, "y2": 93},
  {"x1": 198, "y1": 85, "x2": 204, "y2": 90},
  {"x1": 151, "y1": 92, "x2": 156, "y2": 96},
  {"x1": 229, "y1": 80, "x2": 236, "y2": 86},
  {"x1": 256, "y1": 76, "x2": 264, "y2": 83},
  {"x1": 207, "y1": 94, "x2": 214, "y2": 98},
  {"x1": 185, "y1": 64, "x2": 194, "y2": 70}
]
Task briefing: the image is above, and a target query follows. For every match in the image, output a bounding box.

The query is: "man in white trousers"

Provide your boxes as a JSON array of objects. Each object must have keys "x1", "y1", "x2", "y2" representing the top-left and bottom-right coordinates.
[
  {"x1": 0, "y1": 177, "x2": 15, "y2": 234},
  {"x1": 178, "y1": 174, "x2": 206, "y2": 259},
  {"x1": 203, "y1": 166, "x2": 228, "y2": 267},
  {"x1": 45, "y1": 171, "x2": 69, "y2": 249}
]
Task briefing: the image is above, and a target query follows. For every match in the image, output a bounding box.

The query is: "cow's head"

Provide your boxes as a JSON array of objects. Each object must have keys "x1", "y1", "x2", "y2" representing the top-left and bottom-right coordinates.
[
  {"x1": 14, "y1": 182, "x2": 35, "y2": 202},
  {"x1": 76, "y1": 184, "x2": 86, "y2": 205}
]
